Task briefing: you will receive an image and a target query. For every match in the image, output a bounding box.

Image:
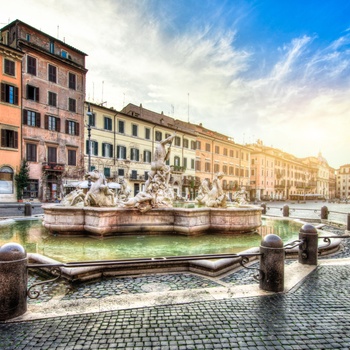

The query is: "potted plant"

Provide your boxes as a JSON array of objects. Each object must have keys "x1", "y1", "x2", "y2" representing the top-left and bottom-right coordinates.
[{"x1": 15, "y1": 159, "x2": 30, "y2": 202}]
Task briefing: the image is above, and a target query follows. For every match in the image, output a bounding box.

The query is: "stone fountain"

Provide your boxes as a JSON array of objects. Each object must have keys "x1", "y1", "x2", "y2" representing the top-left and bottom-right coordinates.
[{"x1": 43, "y1": 134, "x2": 262, "y2": 236}]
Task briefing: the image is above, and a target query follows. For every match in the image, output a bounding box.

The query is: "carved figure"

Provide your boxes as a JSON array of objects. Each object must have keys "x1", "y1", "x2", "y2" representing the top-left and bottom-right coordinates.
[
  {"x1": 195, "y1": 172, "x2": 227, "y2": 208},
  {"x1": 233, "y1": 187, "x2": 248, "y2": 205},
  {"x1": 61, "y1": 187, "x2": 85, "y2": 207},
  {"x1": 124, "y1": 133, "x2": 176, "y2": 213},
  {"x1": 84, "y1": 170, "x2": 116, "y2": 207}
]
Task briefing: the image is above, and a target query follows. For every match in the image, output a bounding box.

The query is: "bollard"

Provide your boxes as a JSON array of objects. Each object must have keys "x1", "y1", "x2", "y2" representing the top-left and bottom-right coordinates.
[
  {"x1": 24, "y1": 202, "x2": 32, "y2": 216},
  {"x1": 348, "y1": 213, "x2": 350, "y2": 231},
  {"x1": 298, "y1": 224, "x2": 318, "y2": 265},
  {"x1": 261, "y1": 203, "x2": 266, "y2": 215},
  {"x1": 320, "y1": 206, "x2": 328, "y2": 220},
  {"x1": 0, "y1": 243, "x2": 27, "y2": 321},
  {"x1": 282, "y1": 204, "x2": 289, "y2": 217},
  {"x1": 260, "y1": 234, "x2": 284, "y2": 292}
]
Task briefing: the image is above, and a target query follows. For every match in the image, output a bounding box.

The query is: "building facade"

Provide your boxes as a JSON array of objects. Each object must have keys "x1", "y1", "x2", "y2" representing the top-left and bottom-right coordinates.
[
  {"x1": 1, "y1": 20, "x2": 87, "y2": 201},
  {"x1": 336, "y1": 164, "x2": 350, "y2": 200},
  {"x1": 0, "y1": 43, "x2": 24, "y2": 202},
  {"x1": 195, "y1": 124, "x2": 251, "y2": 201}
]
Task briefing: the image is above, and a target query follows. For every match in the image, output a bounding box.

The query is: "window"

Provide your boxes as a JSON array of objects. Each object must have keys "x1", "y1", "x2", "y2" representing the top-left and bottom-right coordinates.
[
  {"x1": 183, "y1": 157, "x2": 188, "y2": 169},
  {"x1": 27, "y1": 56, "x2": 36, "y2": 75},
  {"x1": 175, "y1": 136, "x2": 181, "y2": 147},
  {"x1": 48, "y1": 91, "x2": 57, "y2": 107},
  {"x1": 104, "y1": 168, "x2": 111, "y2": 178},
  {"x1": 190, "y1": 159, "x2": 194, "y2": 169},
  {"x1": 130, "y1": 148, "x2": 139, "y2": 161},
  {"x1": 223, "y1": 165, "x2": 228, "y2": 174},
  {"x1": 205, "y1": 162, "x2": 211, "y2": 172},
  {"x1": 88, "y1": 112, "x2": 95, "y2": 127},
  {"x1": 68, "y1": 149, "x2": 76, "y2": 166},
  {"x1": 145, "y1": 128, "x2": 151, "y2": 140},
  {"x1": 23, "y1": 110, "x2": 40, "y2": 127},
  {"x1": 68, "y1": 98, "x2": 76, "y2": 112},
  {"x1": 45, "y1": 115, "x2": 60, "y2": 131},
  {"x1": 174, "y1": 156, "x2": 180, "y2": 167},
  {"x1": 49, "y1": 41, "x2": 55, "y2": 54},
  {"x1": 215, "y1": 146, "x2": 220, "y2": 154},
  {"x1": 26, "y1": 34, "x2": 31, "y2": 41},
  {"x1": 183, "y1": 139, "x2": 189, "y2": 148},
  {"x1": 66, "y1": 120, "x2": 79, "y2": 135},
  {"x1": 131, "y1": 170, "x2": 138, "y2": 179},
  {"x1": 1, "y1": 129, "x2": 18, "y2": 148},
  {"x1": 195, "y1": 160, "x2": 201, "y2": 171},
  {"x1": 223, "y1": 148, "x2": 228, "y2": 156},
  {"x1": 117, "y1": 145, "x2": 126, "y2": 159},
  {"x1": 196, "y1": 141, "x2": 201, "y2": 150},
  {"x1": 1, "y1": 83, "x2": 18, "y2": 105},
  {"x1": 191, "y1": 140, "x2": 196, "y2": 150},
  {"x1": 48, "y1": 64, "x2": 57, "y2": 83},
  {"x1": 47, "y1": 147, "x2": 57, "y2": 163},
  {"x1": 86, "y1": 140, "x2": 98, "y2": 156},
  {"x1": 118, "y1": 168, "x2": 125, "y2": 176},
  {"x1": 61, "y1": 50, "x2": 68, "y2": 58},
  {"x1": 205, "y1": 143, "x2": 211, "y2": 152},
  {"x1": 26, "y1": 144, "x2": 37, "y2": 162},
  {"x1": 118, "y1": 120, "x2": 125, "y2": 133},
  {"x1": 229, "y1": 150, "x2": 234, "y2": 157},
  {"x1": 132, "y1": 124, "x2": 138, "y2": 137},
  {"x1": 144, "y1": 150, "x2": 152, "y2": 163},
  {"x1": 214, "y1": 164, "x2": 220, "y2": 172},
  {"x1": 68, "y1": 73, "x2": 76, "y2": 89},
  {"x1": 155, "y1": 131, "x2": 162, "y2": 141},
  {"x1": 4, "y1": 59, "x2": 15, "y2": 76},
  {"x1": 0, "y1": 166, "x2": 14, "y2": 194},
  {"x1": 104, "y1": 117, "x2": 112, "y2": 131},
  {"x1": 102, "y1": 143, "x2": 113, "y2": 158},
  {"x1": 27, "y1": 85, "x2": 39, "y2": 101}
]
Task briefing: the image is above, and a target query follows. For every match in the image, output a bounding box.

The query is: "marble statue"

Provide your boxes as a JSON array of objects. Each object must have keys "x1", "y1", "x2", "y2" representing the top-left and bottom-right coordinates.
[
  {"x1": 195, "y1": 172, "x2": 227, "y2": 208},
  {"x1": 233, "y1": 187, "x2": 248, "y2": 205}
]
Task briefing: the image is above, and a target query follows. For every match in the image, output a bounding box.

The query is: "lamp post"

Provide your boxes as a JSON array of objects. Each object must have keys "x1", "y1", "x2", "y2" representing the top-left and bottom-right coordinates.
[{"x1": 86, "y1": 104, "x2": 93, "y2": 189}]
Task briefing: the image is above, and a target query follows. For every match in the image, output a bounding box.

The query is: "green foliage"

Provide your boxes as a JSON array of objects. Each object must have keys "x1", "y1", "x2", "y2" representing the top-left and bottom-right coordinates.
[{"x1": 15, "y1": 159, "x2": 30, "y2": 200}]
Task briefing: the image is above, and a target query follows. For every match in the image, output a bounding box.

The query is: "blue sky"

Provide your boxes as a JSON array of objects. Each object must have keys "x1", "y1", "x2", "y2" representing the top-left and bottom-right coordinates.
[{"x1": 2, "y1": 0, "x2": 350, "y2": 168}]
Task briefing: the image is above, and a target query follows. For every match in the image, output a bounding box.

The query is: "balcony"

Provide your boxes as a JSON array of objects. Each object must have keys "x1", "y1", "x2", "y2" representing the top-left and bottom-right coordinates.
[
  {"x1": 170, "y1": 165, "x2": 186, "y2": 174},
  {"x1": 42, "y1": 162, "x2": 65, "y2": 172}
]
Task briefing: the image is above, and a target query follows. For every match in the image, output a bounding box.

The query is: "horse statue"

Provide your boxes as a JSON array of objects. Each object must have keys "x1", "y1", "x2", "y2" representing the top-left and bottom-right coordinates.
[
  {"x1": 196, "y1": 172, "x2": 227, "y2": 208},
  {"x1": 84, "y1": 170, "x2": 116, "y2": 207}
]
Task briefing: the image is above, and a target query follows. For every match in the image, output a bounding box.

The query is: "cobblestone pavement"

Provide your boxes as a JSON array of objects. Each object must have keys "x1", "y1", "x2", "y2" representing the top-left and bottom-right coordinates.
[{"x1": 1, "y1": 264, "x2": 350, "y2": 349}]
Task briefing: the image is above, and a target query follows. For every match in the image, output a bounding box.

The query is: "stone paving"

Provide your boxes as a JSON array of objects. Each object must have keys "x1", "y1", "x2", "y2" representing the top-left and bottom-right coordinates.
[{"x1": 1, "y1": 264, "x2": 350, "y2": 349}]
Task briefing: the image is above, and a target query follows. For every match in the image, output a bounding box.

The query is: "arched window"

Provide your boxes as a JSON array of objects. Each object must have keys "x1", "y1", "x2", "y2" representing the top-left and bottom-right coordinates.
[
  {"x1": 0, "y1": 166, "x2": 14, "y2": 194},
  {"x1": 174, "y1": 156, "x2": 180, "y2": 167}
]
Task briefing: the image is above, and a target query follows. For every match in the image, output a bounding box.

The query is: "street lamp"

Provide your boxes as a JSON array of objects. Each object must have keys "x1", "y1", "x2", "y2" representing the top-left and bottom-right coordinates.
[{"x1": 86, "y1": 103, "x2": 93, "y2": 189}]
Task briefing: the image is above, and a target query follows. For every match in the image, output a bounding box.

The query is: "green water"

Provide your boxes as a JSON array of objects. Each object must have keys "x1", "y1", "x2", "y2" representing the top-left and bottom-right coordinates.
[{"x1": 0, "y1": 218, "x2": 302, "y2": 262}]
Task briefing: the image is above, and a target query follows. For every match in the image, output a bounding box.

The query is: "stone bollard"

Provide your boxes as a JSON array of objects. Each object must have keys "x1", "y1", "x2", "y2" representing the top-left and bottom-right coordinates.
[
  {"x1": 282, "y1": 204, "x2": 289, "y2": 217},
  {"x1": 24, "y1": 202, "x2": 32, "y2": 216},
  {"x1": 347, "y1": 213, "x2": 350, "y2": 231},
  {"x1": 261, "y1": 203, "x2": 266, "y2": 215},
  {"x1": 0, "y1": 243, "x2": 27, "y2": 321},
  {"x1": 298, "y1": 224, "x2": 318, "y2": 265},
  {"x1": 321, "y1": 206, "x2": 328, "y2": 220},
  {"x1": 260, "y1": 234, "x2": 284, "y2": 292}
]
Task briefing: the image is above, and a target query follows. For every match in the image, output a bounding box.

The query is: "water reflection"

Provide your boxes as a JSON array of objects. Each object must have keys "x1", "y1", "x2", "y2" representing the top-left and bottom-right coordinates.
[{"x1": 0, "y1": 218, "x2": 302, "y2": 262}]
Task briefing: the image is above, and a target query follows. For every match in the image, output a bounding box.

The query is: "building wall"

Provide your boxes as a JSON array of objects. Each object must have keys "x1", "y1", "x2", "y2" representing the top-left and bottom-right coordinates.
[
  {"x1": 1, "y1": 20, "x2": 87, "y2": 201},
  {"x1": 337, "y1": 164, "x2": 350, "y2": 200},
  {"x1": 0, "y1": 43, "x2": 24, "y2": 201}
]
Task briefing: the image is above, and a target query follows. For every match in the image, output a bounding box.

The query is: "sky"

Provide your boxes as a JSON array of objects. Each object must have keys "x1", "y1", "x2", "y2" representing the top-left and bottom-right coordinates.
[{"x1": 2, "y1": 0, "x2": 350, "y2": 169}]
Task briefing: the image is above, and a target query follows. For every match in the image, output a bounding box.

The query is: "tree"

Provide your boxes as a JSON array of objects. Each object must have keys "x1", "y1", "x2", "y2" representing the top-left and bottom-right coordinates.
[{"x1": 15, "y1": 159, "x2": 30, "y2": 200}]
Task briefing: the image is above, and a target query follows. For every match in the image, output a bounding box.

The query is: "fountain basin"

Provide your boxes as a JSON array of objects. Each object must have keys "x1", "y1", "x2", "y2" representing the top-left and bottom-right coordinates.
[{"x1": 42, "y1": 205, "x2": 263, "y2": 236}]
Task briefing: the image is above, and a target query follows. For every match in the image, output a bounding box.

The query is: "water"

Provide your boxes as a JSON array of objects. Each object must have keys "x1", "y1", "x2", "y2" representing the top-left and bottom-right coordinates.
[{"x1": 0, "y1": 218, "x2": 302, "y2": 262}]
